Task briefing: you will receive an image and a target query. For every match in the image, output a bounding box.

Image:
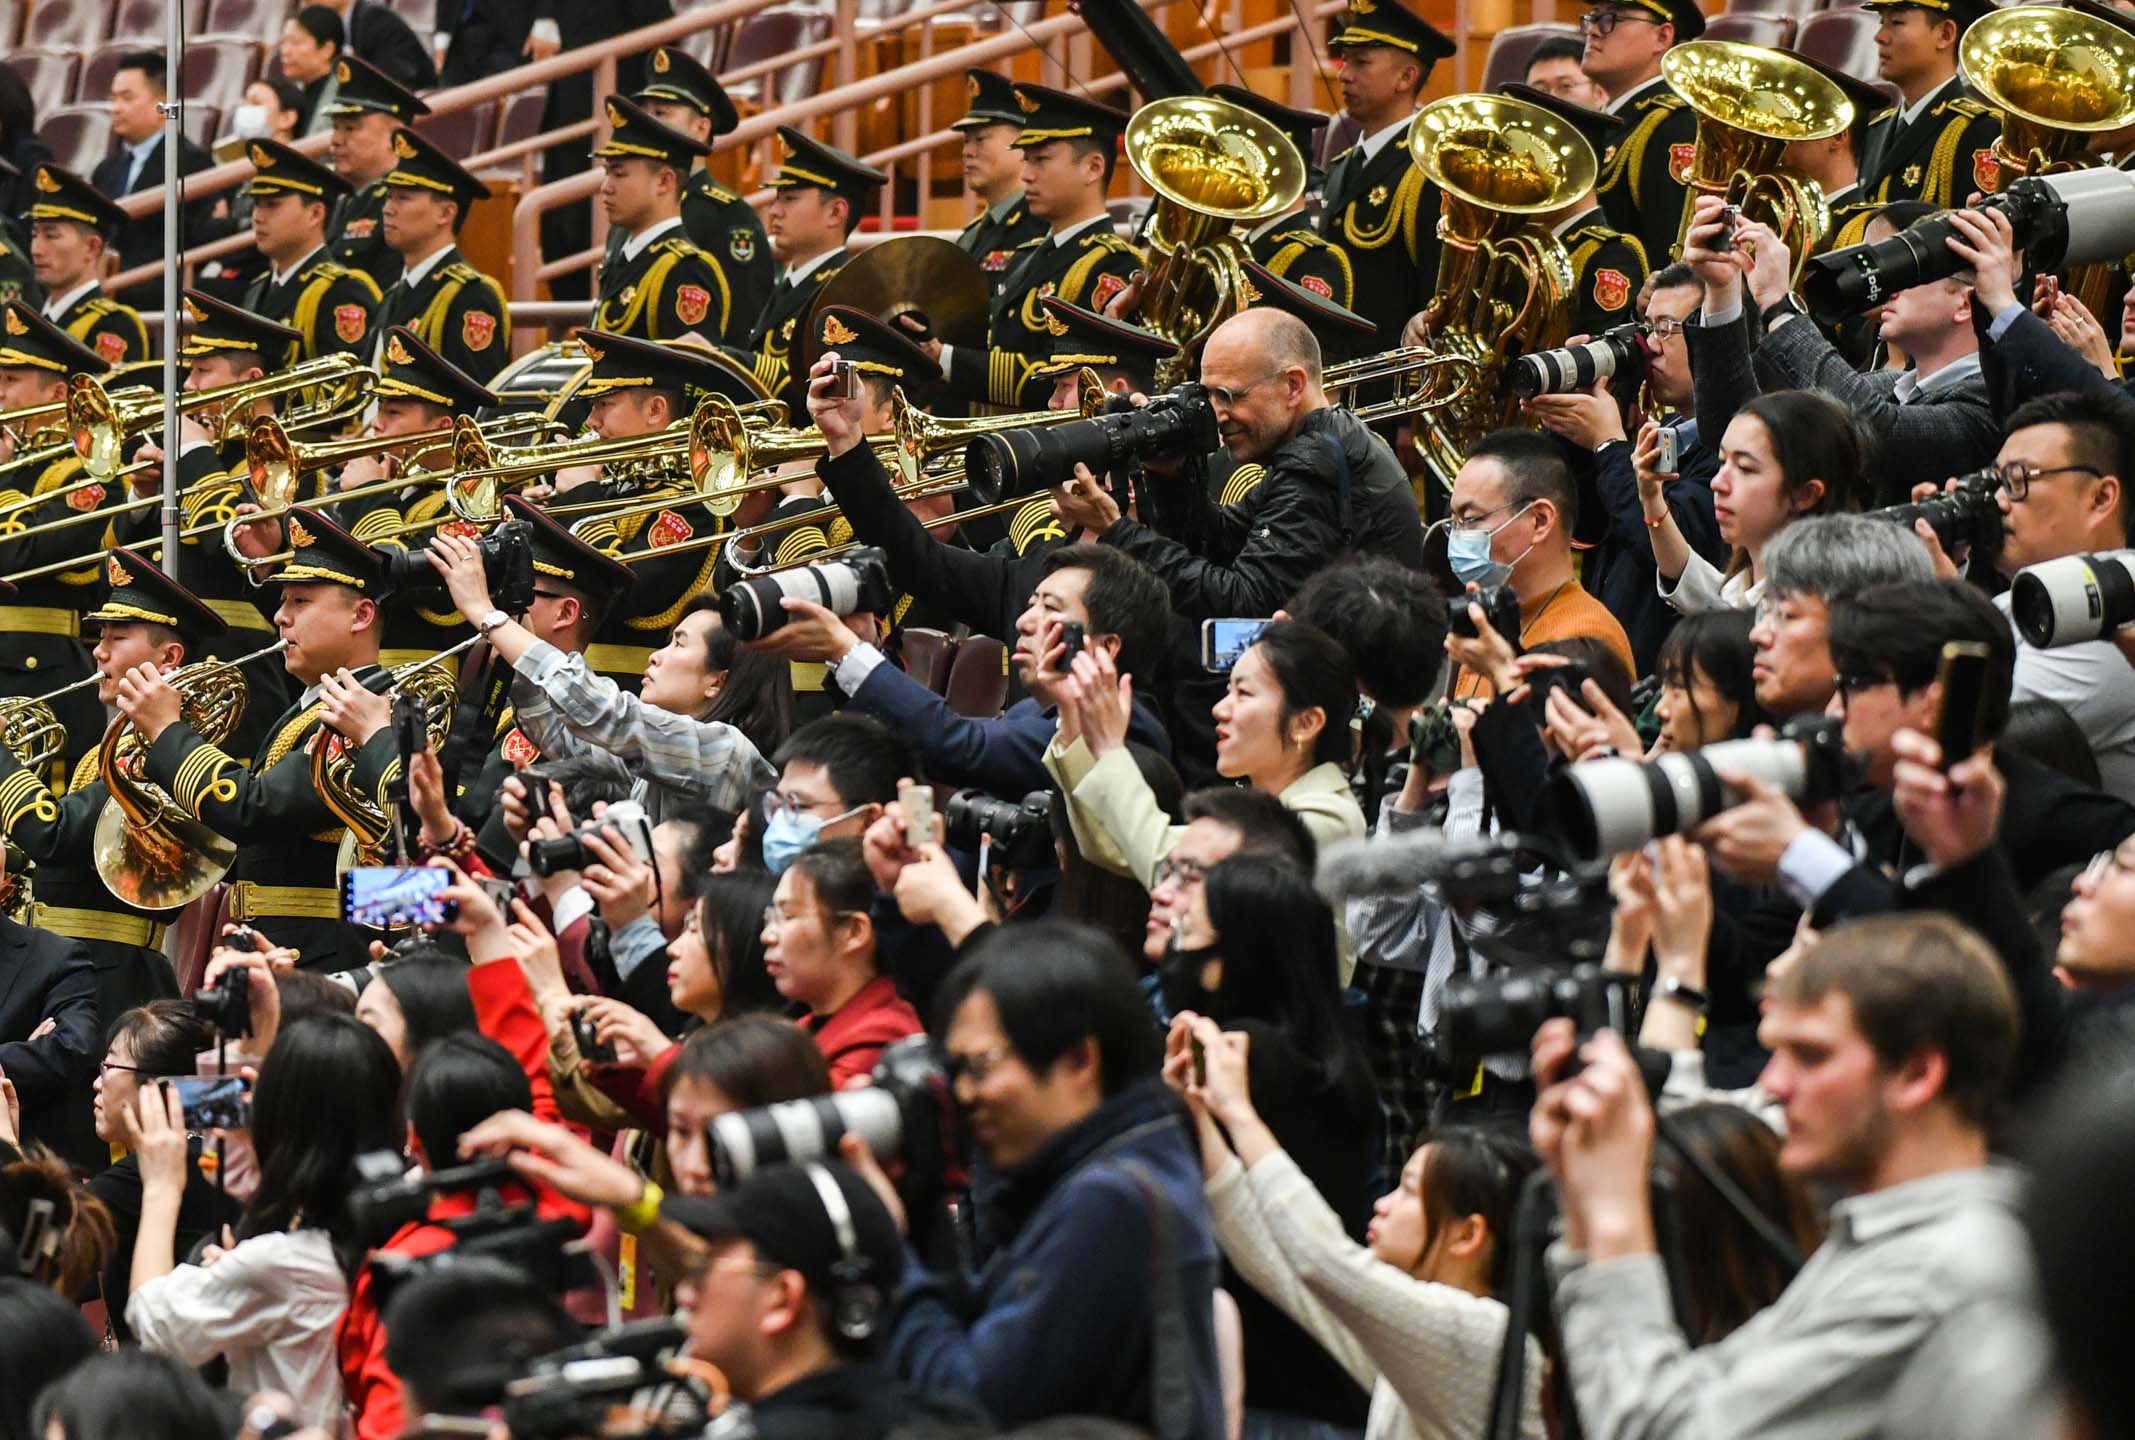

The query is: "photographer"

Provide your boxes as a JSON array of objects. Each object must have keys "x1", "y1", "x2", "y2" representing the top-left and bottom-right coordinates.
[
  {"x1": 1531, "y1": 911, "x2": 2046, "y2": 1440},
  {"x1": 1049, "y1": 307, "x2": 1426, "y2": 618},
  {"x1": 761, "y1": 714, "x2": 905, "y2": 875},
  {"x1": 1949, "y1": 199, "x2": 2132, "y2": 416},
  {"x1": 1685, "y1": 195, "x2": 1998, "y2": 504},
  {"x1": 768, "y1": 839, "x2": 921, "y2": 1089},
  {"x1": 881, "y1": 921, "x2": 1225, "y2": 1436},
  {"x1": 1447, "y1": 430, "x2": 1636, "y2": 696},
  {"x1": 125, "y1": 1012, "x2": 403, "y2": 1427}
]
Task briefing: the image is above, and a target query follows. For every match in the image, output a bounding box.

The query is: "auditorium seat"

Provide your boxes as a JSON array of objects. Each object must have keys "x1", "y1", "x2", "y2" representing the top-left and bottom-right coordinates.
[
  {"x1": 78, "y1": 43, "x2": 127, "y2": 105},
  {"x1": 5, "y1": 48, "x2": 79, "y2": 117},
  {"x1": 0, "y1": 0, "x2": 27, "y2": 49},
  {"x1": 109, "y1": 0, "x2": 207, "y2": 42},
  {"x1": 414, "y1": 100, "x2": 495, "y2": 161},
  {"x1": 202, "y1": 0, "x2": 279, "y2": 44},
  {"x1": 1795, "y1": 9, "x2": 1889, "y2": 92},
  {"x1": 944, "y1": 635, "x2": 1008, "y2": 719},
  {"x1": 725, "y1": 5, "x2": 832, "y2": 110},
  {"x1": 1724, "y1": 0, "x2": 1821, "y2": 16},
  {"x1": 1700, "y1": 12, "x2": 1796, "y2": 46},
  {"x1": 179, "y1": 37, "x2": 262, "y2": 112},
  {"x1": 182, "y1": 103, "x2": 221, "y2": 146},
  {"x1": 1479, "y1": 22, "x2": 1581, "y2": 95},
  {"x1": 23, "y1": 0, "x2": 110, "y2": 53},
  {"x1": 38, "y1": 102, "x2": 111, "y2": 174},
  {"x1": 899, "y1": 628, "x2": 958, "y2": 696},
  {"x1": 490, "y1": 88, "x2": 546, "y2": 158}
]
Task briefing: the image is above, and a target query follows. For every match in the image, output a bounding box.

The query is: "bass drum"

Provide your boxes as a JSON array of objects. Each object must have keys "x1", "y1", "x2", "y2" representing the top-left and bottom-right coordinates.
[{"x1": 478, "y1": 339, "x2": 597, "y2": 432}]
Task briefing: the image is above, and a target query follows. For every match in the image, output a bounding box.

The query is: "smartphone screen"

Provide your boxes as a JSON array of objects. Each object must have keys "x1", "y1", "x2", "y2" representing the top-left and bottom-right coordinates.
[
  {"x1": 173, "y1": 1075, "x2": 251, "y2": 1130},
  {"x1": 1200, "y1": 618, "x2": 1269, "y2": 672},
  {"x1": 342, "y1": 866, "x2": 455, "y2": 928},
  {"x1": 1933, "y1": 640, "x2": 1994, "y2": 768}
]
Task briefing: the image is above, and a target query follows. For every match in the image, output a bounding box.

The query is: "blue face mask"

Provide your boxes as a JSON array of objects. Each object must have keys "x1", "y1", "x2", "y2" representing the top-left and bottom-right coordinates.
[
  {"x1": 1445, "y1": 502, "x2": 1535, "y2": 590},
  {"x1": 761, "y1": 808, "x2": 826, "y2": 875}
]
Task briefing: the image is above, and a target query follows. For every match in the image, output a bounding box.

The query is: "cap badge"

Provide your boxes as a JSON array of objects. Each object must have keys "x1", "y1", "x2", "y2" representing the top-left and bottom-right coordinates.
[
  {"x1": 33, "y1": 168, "x2": 59, "y2": 194},
  {"x1": 106, "y1": 557, "x2": 131, "y2": 587},
  {"x1": 653, "y1": 49, "x2": 672, "y2": 72},
  {"x1": 578, "y1": 336, "x2": 606, "y2": 362},
  {"x1": 394, "y1": 131, "x2": 418, "y2": 159},
  {"x1": 184, "y1": 297, "x2": 208, "y2": 323},
  {"x1": 606, "y1": 100, "x2": 625, "y2": 128},
  {"x1": 1240, "y1": 273, "x2": 1263, "y2": 304},
  {"x1": 385, "y1": 333, "x2": 414, "y2": 366},
  {"x1": 966, "y1": 74, "x2": 980, "y2": 100},
  {"x1": 2, "y1": 310, "x2": 22, "y2": 336},
  {"x1": 336, "y1": 61, "x2": 352, "y2": 83},
  {"x1": 1352, "y1": 0, "x2": 1375, "y2": 12},
  {"x1": 822, "y1": 314, "x2": 859, "y2": 345},
  {"x1": 289, "y1": 518, "x2": 315, "y2": 549},
  {"x1": 1017, "y1": 90, "x2": 1041, "y2": 114},
  {"x1": 249, "y1": 144, "x2": 272, "y2": 169}
]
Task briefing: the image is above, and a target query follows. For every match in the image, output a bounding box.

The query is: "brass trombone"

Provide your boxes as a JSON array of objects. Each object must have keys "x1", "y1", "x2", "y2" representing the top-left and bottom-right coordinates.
[
  {"x1": 71, "y1": 352, "x2": 373, "y2": 482},
  {"x1": 1322, "y1": 347, "x2": 1480, "y2": 425}
]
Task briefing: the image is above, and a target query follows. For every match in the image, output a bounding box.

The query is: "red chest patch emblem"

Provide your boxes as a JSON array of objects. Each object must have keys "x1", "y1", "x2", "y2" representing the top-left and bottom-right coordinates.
[
  {"x1": 501, "y1": 727, "x2": 539, "y2": 767},
  {"x1": 462, "y1": 311, "x2": 496, "y2": 352},
  {"x1": 982, "y1": 248, "x2": 1013, "y2": 272},
  {"x1": 676, "y1": 285, "x2": 711, "y2": 327},
  {"x1": 93, "y1": 331, "x2": 127, "y2": 364},
  {"x1": 438, "y1": 519, "x2": 482, "y2": 542},
  {"x1": 334, "y1": 304, "x2": 367, "y2": 344},
  {"x1": 1667, "y1": 143, "x2": 1698, "y2": 184},
  {"x1": 648, "y1": 509, "x2": 693, "y2": 548},
  {"x1": 1973, "y1": 147, "x2": 2001, "y2": 195},
  {"x1": 1301, "y1": 275, "x2": 1333, "y2": 299},
  {"x1": 66, "y1": 482, "x2": 104, "y2": 511},
  {"x1": 1090, "y1": 273, "x2": 1126, "y2": 311},
  {"x1": 1593, "y1": 268, "x2": 1631, "y2": 312},
  {"x1": 342, "y1": 217, "x2": 377, "y2": 239}
]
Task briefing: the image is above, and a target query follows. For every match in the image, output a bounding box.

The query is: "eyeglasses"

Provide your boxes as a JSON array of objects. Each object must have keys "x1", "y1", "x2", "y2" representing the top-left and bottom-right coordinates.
[
  {"x1": 944, "y1": 1044, "x2": 1015, "y2": 1087},
  {"x1": 1833, "y1": 670, "x2": 1895, "y2": 701},
  {"x1": 761, "y1": 903, "x2": 857, "y2": 933},
  {"x1": 1204, "y1": 372, "x2": 1283, "y2": 408},
  {"x1": 762, "y1": 790, "x2": 850, "y2": 822},
  {"x1": 97, "y1": 1059, "x2": 149, "y2": 1078},
  {"x1": 1985, "y1": 460, "x2": 2104, "y2": 502},
  {"x1": 1153, "y1": 856, "x2": 1207, "y2": 889},
  {"x1": 1643, "y1": 316, "x2": 1687, "y2": 341},
  {"x1": 1577, "y1": 8, "x2": 1662, "y2": 36},
  {"x1": 2084, "y1": 846, "x2": 2135, "y2": 883}
]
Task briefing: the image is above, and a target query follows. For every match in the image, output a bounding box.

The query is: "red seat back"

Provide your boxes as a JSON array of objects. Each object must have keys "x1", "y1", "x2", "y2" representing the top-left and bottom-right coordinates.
[
  {"x1": 38, "y1": 103, "x2": 110, "y2": 173},
  {"x1": 944, "y1": 635, "x2": 1008, "y2": 719},
  {"x1": 180, "y1": 36, "x2": 262, "y2": 112},
  {"x1": 24, "y1": 0, "x2": 110, "y2": 52},
  {"x1": 1795, "y1": 9, "x2": 1891, "y2": 92},
  {"x1": 5, "y1": 49, "x2": 79, "y2": 117},
  {"x1": 1699, "y1": 13, "x2": 1797, "y2": 46},
  {"x1": 1479, "y1": 22, "x2": 1582, "y2": 96}
]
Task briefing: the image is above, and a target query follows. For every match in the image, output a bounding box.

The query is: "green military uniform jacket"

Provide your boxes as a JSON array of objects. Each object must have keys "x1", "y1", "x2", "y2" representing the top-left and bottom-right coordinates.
[
  {"x1": 684, "y1": 171, "x2": 774, "y2": 346},
  {"x1": 0, "y1": 230, "x2": 39, "y2": 309},
  {"x1": 335, "y1": 482, "x2": 475, "y2": 678},
  {"x1": 956, "y1": 192, "x2": 1049, "y2": 299},
  {"x1": 1317, "y1": 116, "x2": 1441, "y2": 351},
  {"x1": 1558, "y1": 207, "x2": 1650, "y2": 339},
  {"x1": 945, "y1": 219, "x2": 1143, "y2": 411},
  {"x1": 0, "y1": 451, "x2": 118, "y2": 773},
  {"x1": 48, "y1": 285, "x2": 150, "y2": 368},
  {"x1": 1248, "y1": 219, "x2": 1356, "y2": 311},
  {"x1": 0, "y1": 745, "x2": 180, "y2": 1024},
  {"x1": 1860, "y1": 76, "x2": 2001, "y2": 209},
  {"x1": 571, "y1": 473, "x2": 724, "y2": 692},
  {"x1": 592, "y1": 221, "x2": 733, "y2": 347},
  {"x1": 141, "y1": 667, "x2": 390, "y2": 970},
  {"x1": 244, "y1": 248, "x2": 384, "y2": 367},
  {"x1": 376, "y1": 245, "x2": 513, "y2": 384},
  {"x1": 1594, "y1": 76, "x2": 1699, "y2": 272},
  {"x1": 329, "y1": 178, "x2": 401, "y2": 293},
  {"x1": 736, "y1": 247, "x2": 848, "y2": 420}
]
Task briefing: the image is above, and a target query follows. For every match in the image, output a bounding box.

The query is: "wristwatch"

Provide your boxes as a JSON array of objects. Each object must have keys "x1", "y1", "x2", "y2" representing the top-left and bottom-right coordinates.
[
  {"x1": 1761, "y1": 293, "x2": 1808, "y2": 329},
  {"x1": 476, "y1": 609, "x2": 510, "y2": 636},
  {"x1": 1651, "y1": 976, "x2": 1712, "y2": 1014}
]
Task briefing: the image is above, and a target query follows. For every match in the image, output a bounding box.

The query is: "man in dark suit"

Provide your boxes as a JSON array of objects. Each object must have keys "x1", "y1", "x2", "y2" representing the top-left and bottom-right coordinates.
[
  {"x1": 318, "y1": 0, "x2": 439, "y2": 93},
  {"x1": 0, "y1": 873, "x2": 100, "y2": 1170},
  {"x1": 94, "y1": 53, "x2": 216, "y2": 310}
]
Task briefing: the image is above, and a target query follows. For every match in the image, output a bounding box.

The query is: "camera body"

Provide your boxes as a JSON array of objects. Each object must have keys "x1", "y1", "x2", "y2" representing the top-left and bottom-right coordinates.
[
  {"x1": 376, "y1": 517, "x2": 536, "y2": 614},
  {"x1": 1439, "y1": 964, "x2": 1634, "y2": 1060},
  {"x1": 718, "y1": 546, "x2": 894, "y2": 644},
  {"x1": 1508, "y1": 325, "x2": 1646, "y2": 400},
  {"x1": 964, "y1": 383, "x2": 1221, "y2": 505},
  {"x1": 524, "y1": 799, "x2": 655, "y2": 878},
  {"x1": 570, "y1": 1009, "x2": 616, "y2": 1065},
  {"x1": 1872, "y1": 467, "x2": 2004, "y2": 561},
  {"x1": 707, "y1": 1035, "x2": 951, "y2": 1187},
  {"x1": 191, "y1": 965, "x2": 252, "y2": 1039},
  {"x1": 2010, "y1": 551, "x2": 2135, "y2": 648},
  {"x1": 1447, "y1": 583, "x2": 1521, "y2": 645},
  {"x1": 943, "y1": 787, "x2": 1054, "y2": 869}
]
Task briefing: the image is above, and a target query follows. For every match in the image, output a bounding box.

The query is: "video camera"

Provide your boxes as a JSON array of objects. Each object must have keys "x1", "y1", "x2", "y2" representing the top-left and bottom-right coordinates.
[
  {"x1": 349, "y1": 1153, "x2": 597, "y2": 1299},
  {"x1": 376, "y1": 517, "x2": 536, "y2": 615},
  {"x1": 964, "y1": 383, "x2": 1220, "y2": 505},
  {"x1": 718, "y1": 547, "x2": 893, "y2": 644}
]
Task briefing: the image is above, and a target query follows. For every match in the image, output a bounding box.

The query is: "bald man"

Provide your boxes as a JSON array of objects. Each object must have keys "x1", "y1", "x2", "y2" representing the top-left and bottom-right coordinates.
[{"x1": 1050, "y1": 307, "x2": 1425, "y2": 616}]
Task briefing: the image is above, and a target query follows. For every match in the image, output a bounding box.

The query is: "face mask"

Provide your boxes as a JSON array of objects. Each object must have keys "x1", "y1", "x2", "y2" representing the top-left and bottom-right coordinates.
[
  {"x1": 760, "y1": 808, "x2": 825, "y2": 876},
  {"x1": 230, "y1": 104, "x2": 271, "y2": 140},
  {"x1": 1158, "y1": 935, "x2": 1223, "y2": 1019},
  {"x1": 1444, "y1": 502, "x2": 1536, "y2": 590}
]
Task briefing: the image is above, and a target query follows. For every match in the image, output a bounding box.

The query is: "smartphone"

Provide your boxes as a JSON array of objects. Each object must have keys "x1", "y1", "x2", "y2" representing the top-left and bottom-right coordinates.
[
  {"x1": 1199, "y1": 617, "x2": 1269, "y2": 672},
  {"x1": 1054, "y1": 620, "x2": 1086, "y2": 671},
  {"x1": 899, "y1": 782, "x2": 936, "y2": 849},
  {"x1": 1528, "y1": 661, "x2": 1597, "y2": 716},
  {"x1": 341, "y1": 866, "x2": 457, "y2": 928},
  {"x1": 572, "y1": 1009, "x2": 617, "y2": 1065},
  {"x1": 1932, "y1": 640, "x2": 1994, "y2": 768},
  {"x1": 173, "y1": 1075, "x2": 252, "y2": 1130},
  {"x1": 824, "y1": 360, "x2": 859, "y2": 402},
  {"x1": 1190, "y1": 1035, "x2": 1206, "y2": 1087},
  {"x1": 1654, "y1": 426, "x2": 1680, "y2": 477}
]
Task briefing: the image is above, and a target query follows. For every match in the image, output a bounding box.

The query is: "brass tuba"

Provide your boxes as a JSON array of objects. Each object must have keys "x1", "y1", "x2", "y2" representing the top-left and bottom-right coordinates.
[
  {"x1": 1408, "y1": 93, "x2": 1593, "y2": 486},
  {"x1": 1125, "y1": 95, "x2": 1308, "y2": 384},
  {"x1": 92, "y1": 640, "x2": 288, "y2": 909},
  {"x1": 1962, "y1": 3, "x2": 2135, "y2": 192},
  {"x1": 313, "y1": 636, "x2": 482, "y2": 871},
  {"x1": 1664, "y1": 41, "x2": 1854, "y2": 281}
]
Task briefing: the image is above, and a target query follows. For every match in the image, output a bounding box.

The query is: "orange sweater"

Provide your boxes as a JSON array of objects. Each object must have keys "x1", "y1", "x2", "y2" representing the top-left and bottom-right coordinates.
[{"x1": 1453, "y1": 579, "x2": 1637, "y2": 700}]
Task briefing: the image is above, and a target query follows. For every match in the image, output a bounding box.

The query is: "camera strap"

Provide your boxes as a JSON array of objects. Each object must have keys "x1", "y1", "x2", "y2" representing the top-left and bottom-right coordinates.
[
  {"x1": 1313, "y1": 434, "x2": 1356, "y2": 549},
  {"x1": 1114, "y1": 1159, "x2": 1194, "y2": 1440}
]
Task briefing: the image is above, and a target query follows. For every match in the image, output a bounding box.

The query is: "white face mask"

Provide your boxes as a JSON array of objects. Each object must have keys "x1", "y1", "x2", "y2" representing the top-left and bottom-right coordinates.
[{"x1": 230, "y1": 105, "x2": 271, "y2": 140}]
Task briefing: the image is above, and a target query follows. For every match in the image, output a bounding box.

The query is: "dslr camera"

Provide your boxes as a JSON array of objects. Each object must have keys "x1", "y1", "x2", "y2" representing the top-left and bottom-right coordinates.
[
  {"x1": 943, "y1": 787, "x2": 1055, "y2": 869},
  {"x1": 964, "y1": 383, "x2": 1221, "y2": 504},
  {"x1": 707, "y1": 1035, "x2": 952, "y2": 1187},
  {"x1": 1439, "y1": 963, "x2": 1635, "y2": 1060},
  {"x1": 1508, "y1": 325, "x2": 1646, "y2": 399},
  {"x1": 190, "y1": 965, "x2": 252, "y2": 1039},
  {"x1": 1448, "y1": 583, "x2": 1521, "y2": 645},
  {"x1": 376, "y1": 517, "x2": 536, "y2": 614},
  {"x1": 1870, "y1": 466, "x2": 2004, "y2": 561},
  {"x1": 525, "y1": 798, "x2": 655, "y2": 878},
  {"x1": 718, "y1": 546, "x2": 893, "y2": 644}
]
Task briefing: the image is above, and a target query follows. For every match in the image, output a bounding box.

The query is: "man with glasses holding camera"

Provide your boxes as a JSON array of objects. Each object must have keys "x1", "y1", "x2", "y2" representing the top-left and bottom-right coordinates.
[{"x1": 1579, "y1": 0, "x2": 1703, "y2": 268}]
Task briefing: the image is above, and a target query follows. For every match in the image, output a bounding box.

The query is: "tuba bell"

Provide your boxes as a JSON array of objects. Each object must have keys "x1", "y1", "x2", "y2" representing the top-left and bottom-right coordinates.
[
  {"x1": 1961, "y1": 3, "x2": 2135, "y2": 193},
  {"x1": 1663, "y1": 40, "x2": 1855, "y2": 281},
  {"x1": 1125, "y1": 95, "x2": 1308, "y2": 383},
  {"x1": 92, "y1": 640, "x2": 287, "y2": 910},
  {"x1": 1408, "y1": 92, "x2": 1593, "y2": 486}
]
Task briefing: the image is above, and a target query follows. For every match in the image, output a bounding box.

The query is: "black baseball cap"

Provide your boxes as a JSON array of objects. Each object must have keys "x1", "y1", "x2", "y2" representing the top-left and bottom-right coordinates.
[{"x1": 663, "y1": 1160, "x2": 903, "y2": 1299}]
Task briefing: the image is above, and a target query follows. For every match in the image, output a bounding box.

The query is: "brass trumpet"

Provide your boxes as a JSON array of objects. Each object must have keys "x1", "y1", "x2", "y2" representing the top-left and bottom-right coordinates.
[
  {"x1": 1322, "y1": 347, "x2": 1480, "y2": 425},
  {"x1": 93, "y1": 639, "x2": 289, "y2": 909}
]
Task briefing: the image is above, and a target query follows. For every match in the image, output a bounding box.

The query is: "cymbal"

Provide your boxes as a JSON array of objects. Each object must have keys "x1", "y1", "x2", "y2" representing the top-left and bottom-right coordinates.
[{"x1": 798, "y1": 236, "x2": 989, "y2": 378}]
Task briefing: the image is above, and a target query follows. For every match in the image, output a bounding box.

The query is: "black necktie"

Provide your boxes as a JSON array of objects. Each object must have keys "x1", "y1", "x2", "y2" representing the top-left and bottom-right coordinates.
[{"x1": 1323, "y1": 149, "x2": 1357, "y2": 217}]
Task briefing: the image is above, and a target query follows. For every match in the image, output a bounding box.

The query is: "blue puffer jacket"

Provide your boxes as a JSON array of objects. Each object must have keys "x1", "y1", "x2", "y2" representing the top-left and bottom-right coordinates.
[{"x1": 885, "y1": 1078, "x2": 1224, "y2": 1438}]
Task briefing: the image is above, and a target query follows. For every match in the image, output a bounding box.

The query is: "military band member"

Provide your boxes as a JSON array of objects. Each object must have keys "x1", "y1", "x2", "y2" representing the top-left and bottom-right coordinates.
[
  {"x1": 1786, "y1": 53, "x2": 1892, "y2": 256},
  {"x1": 0, "y1": 162, "x2": 42, "y2": 309},
  {"x1": 325, "y1": 56, "x2": 434, "y2": 292},
  {"x1": 1207, "y1": 83, "x2": 1353, "y2": 310},
  {"x1": 591, "y1": 97, "x2": 734, "y2": 354},
  {"x1": 26, "y1": 166, "x2": 148, "y2": 368},
  {"x1": 0, "y1": 302, "x2": 123, "y2": 775},
  {"x1": 376, "y1": 126, "x2": 512, "y2": 383},
  {"x1": 920, "y1": 87, "x2": 1140, "y2": 413},
  {"x1": 1318, "y1": 0, "x2": 1455, "y2": 352},
  {"x1": 952, "y1": 68, "x2": 1048, "y2": 296},
  {"x1": 1859, "y1": 0, "x2": 1999, "y2": 207},
  {"x1": 735, "y1": 128, "x2": 888, "y2": 417},
  {"x1": 0, "y1": 549, "x2": 228, "y2": 1032},
  {"x1": 117, "y1": 507, "x2": 391, "y2": 970},
  {"x1": 241, "y1": 139, "x2": 381, "y2": 368},
  {"x1": 562, "y1": 330, "x2": 762, "y2": 692},
  {"x1": 1581, "y1": 0, "x2": 1703, "y2": 268},
  {"x1": 1502, "y1": 83, "x2": 1651, "y2": 338},
  {"x1": 627, "y1": 45, "x2": 775, "y2": 340}
]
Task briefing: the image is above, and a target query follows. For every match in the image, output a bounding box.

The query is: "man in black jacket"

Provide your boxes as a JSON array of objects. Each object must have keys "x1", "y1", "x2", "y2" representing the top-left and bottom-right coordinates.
[
  {"x1": 93, "y1": 54, "x2": 215, "y2": 310},
  {"x1": 317, "y1": 0, "x2": 438, "y2": 93},
  {"x1": 0, "y1": 868, "x2": 100, "y2": 1169},
  {"x1": 1050, "y1": 306, "x2": 1426, "y2": 618}
]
